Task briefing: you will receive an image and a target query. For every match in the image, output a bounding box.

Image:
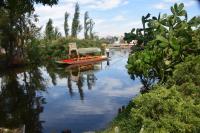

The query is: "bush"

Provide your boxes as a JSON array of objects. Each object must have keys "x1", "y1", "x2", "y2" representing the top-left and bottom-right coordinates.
[{"x1": 39, "y1": 37, "x2": 105, "y2": 60}]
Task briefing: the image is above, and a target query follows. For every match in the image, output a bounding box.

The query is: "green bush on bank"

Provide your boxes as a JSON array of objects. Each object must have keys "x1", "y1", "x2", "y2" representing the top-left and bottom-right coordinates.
[
  {"x1": 39, "y1": 37, "x2": 105, "y2": 61},
  {"x1": 102, "y1": 56, "x2": 200, "y2": 133},
  {"x1": 102, "y1": 3, "x2": 200, "y2": 133},
  {"x1": 126, "y1": 3, "x2": 200, "y2": 83}
]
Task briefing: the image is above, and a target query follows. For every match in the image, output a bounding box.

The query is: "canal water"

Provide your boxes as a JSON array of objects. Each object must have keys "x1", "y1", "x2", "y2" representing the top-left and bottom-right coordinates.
[{"x1": 0, "y1": 49, "x2": 142, "y2": 133}]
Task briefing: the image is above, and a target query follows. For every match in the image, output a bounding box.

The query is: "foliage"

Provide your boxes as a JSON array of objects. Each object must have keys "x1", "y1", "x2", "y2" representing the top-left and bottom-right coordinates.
[
  {"x1": 126, "y1": 3, "x2": 200, "y2": 83},
  {"x1": 89, "y1": 19, "x2": 95, "y2": 39},
  {"x1": 102, "y1": 3, "x2": 200, "y2": 133},
  {"x1": 83, "y1": 11, "x2": 95, "y2": 39},
  {"x1": 84, "y1": 11, "x2": 90, "y2": 39},
  {"x1": 124, "y1": 13, "x2": 154, "y2": 47},
  {"x1": 45, "y1": 19, "x2": 61, "y2": 41},
  {"x1": 0, "y1": 0, "x2": 58, "y2": 14},
  {"x1": 102, "y1": 56, "x2": 200, "y2": 133},
  {"x1": 45, "y1": 19, "x2": 54, "y2": 41},
  {"x1": 0, "y1": 66, "x2": 47, "y2": 132},
  {"x1": 39, "y1": 37, "x2": 105, "y2": 60},
  {"x1": 64, "y1": 12, "x2": 70, "y2": 37},
  {"x1": 71, "y1": 3, "x2": 82, "y2": 38},
  {"x1": 0, "y1": 0, "x2": 58, "y2": 66}
]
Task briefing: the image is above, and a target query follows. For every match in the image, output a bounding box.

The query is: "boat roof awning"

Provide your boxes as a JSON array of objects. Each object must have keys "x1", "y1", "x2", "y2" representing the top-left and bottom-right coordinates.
[{"x1": 78, "y1": 47, "x2": 101, "y2": 54}]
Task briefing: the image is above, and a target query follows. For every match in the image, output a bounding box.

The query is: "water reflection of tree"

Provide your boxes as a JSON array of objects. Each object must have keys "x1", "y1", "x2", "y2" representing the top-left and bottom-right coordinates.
[
  {"x1": 67, "y1": 64, "x2": 98, "y2": 100},
  {"x1": 130, "y1": 74, "x2": 156, "y2": 93},
  {"x1": 0, "y1": 66, "x2": 47, "y2": 133},
  {"x1": 67, "y1": 75, "x2": 73, "y2": 97},
  {"x1": 45, "y1": 63, "x2": 99, "y2": 100},
  {"x1": 77, "y1": 75, "x2": 84, "y2": 100}
]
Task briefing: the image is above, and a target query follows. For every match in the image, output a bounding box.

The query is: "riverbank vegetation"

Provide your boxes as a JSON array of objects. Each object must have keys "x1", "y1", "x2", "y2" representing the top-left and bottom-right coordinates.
[
  {"x1": 0, "y1": 1, "x2": 106, "y2": 67},
  {"x1": 102, "y1": 3, "x2": 200, "y2": 133}
]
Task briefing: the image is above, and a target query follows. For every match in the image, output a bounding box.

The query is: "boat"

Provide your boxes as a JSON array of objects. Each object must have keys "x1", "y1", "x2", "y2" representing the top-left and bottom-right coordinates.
[
  {"x1": 56, "y1": 55, "x2": 107, "y2": 65},
  {"x1": 56, "y1": 43, "x2": 108, "y2": 65}
]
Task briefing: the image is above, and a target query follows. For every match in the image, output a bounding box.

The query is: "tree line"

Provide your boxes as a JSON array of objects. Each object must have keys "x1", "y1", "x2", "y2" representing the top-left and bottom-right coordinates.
[
  {"x1": 0, "y1": 1, "x2": 101, "y2": 66},
  {"x1": 45, "y1": 3, "x2": 95, "y2": 41}
]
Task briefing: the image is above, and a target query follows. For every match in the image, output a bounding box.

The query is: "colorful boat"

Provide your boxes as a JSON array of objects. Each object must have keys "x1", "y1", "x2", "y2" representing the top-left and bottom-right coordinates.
[
  {"x1": 56, "y1": 43, "x2": 108, "y2": 65},
  {"x1": 56, "y1": 55, "x2": 107, "y2": 65}
]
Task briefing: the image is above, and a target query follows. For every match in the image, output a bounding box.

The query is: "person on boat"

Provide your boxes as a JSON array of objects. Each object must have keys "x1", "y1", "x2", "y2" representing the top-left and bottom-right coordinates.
[{"x1": 105, "y1": 48, "x2": 110, "y2": 57}]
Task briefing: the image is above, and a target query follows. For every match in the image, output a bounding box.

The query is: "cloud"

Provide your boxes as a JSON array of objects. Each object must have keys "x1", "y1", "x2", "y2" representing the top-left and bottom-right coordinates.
[
  {"x1": 152, "y1": 0, "x2": 197, "y2": 10},
  {"x1": 122, "y1": 0, "x2": 129, "y2": 5},
  {"x1": 113, "y1": 15, "x2": 126, "y2": 21},
  {"x1": 88, "y1": 0, "x2": 129, "y2": 10},
  {"x1": 60, "y1": 0, "x2": 128, "y2": 10},
  {"x1": 95, "y1": 77, "x2": 141, "y2": 97},
  {"x1": 94, "y1": 19, "x2": 142, "y2": 37},
  {"x1": 184, "y1": 1, "x2": 196, "y2": 7},
  {"x1": 35, "y1": 3, "x2": 75, "y2": 36},
  {"x1": 34, "y1": 0, "x2": 198, "y2": 38},
  {"x1": 34, "y1": 0, "x2": 129, "y2": 37},
  {"x1": 153, "y1": 3, "x2": 169, "y2": 9}
]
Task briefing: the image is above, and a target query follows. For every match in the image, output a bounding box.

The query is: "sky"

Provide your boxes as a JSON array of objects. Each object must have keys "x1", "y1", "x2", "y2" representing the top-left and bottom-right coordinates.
[{"x1": 35, "y1": 0, "x2": 200, "y2": 38}]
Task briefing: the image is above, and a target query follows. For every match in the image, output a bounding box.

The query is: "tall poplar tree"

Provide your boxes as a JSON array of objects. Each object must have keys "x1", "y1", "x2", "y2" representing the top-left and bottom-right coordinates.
[
  {"x1": 71, "y1": 3, "x2": 82, "y2": 38},
  {"x1": 64, "y1": 12, "x2": 69, "y2": 37},
  {"x1": 54, "y1": 27, "x2": 62, "y2": 39},
  {"x1": 84, "y1": 11, "x2": 90, "y2": 39},
  {"x1": 45, "y1": 18, "x2": 54, "y2": 41},
  {"x1": 89, "y1": 19, "x2": 95, "y2": 39}
]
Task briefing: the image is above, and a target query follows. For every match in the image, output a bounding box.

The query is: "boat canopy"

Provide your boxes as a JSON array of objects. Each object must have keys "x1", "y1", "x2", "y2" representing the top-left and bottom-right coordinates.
[{"x1": 78, "y1": 47, "x2": 101, "y2": 54}]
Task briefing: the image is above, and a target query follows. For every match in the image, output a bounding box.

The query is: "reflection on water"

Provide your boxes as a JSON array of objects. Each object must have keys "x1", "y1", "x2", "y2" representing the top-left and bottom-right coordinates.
[
  {"x1": 66, "y1": 64, "x2": 100, "y2": 100},
  {"x1": 0, "y1": 66, "x2": 46, "y2": 133},
  {"x1": 0, "y1": 49, "x2": 142, "y2": 133}
]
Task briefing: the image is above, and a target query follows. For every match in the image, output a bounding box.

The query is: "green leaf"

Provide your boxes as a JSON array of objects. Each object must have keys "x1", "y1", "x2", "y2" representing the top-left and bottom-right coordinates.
[
  {"x1": 159, "y1": 42, "x2": 168, "y2": 48},
  {"x1": 156, "y1": 35, "x2": 168, "y2": 44},
  {"x1": 170, "y1": 38, "x2": 180, "y2": 50},
  {"x1": 178, "y1": 3, "x2": 184, "y2": 11}
]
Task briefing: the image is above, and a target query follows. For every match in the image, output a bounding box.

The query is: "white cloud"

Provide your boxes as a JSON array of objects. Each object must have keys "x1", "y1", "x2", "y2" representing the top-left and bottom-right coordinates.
[
  {"x1": 94, "y1": 19, "x2": 142, "y2": 37},
  {"x1": 34, "y1": 0, "x2": 129, "y2": 37},
  {"x1": 113, "y1": 15, "x2": 126, "y2": 21},
  {"x1": 60, "y1": 0, "x2": 128, "y2": 10},
  {"x1": 93, "y1": 18, "x2": 106, "y2": 25},
  {"x1": 35, "y1": 3, "x2": 75, "y2": 36},
  {"x1": 122, "y1": 0, "x2": 129, "y2": 5},
  {"x1": 34, "y1": 0, "x2": 198, "y2": 38},
  {"x1": 153, "y1": 3, "x2": 169, "y2": 9},
  {"x1": 88, "y1": 0, "x2": 128, "y2": 10},
  {"x1": 184, "y1": 1, "x2": 196, "y2": 7},
  {"x1": 153, "y1": 0, "x2": 197, "y2": 10}
]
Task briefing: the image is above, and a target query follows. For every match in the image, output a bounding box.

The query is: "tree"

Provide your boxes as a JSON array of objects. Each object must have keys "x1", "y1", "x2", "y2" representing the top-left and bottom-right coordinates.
[
  {"x1": 89, "y1": 19, "x2": 95, "y2": 39},
  {"x1": 54, "y1": 27, "x2": 62, "y2": 39},
  {"x1": 0, "y1": 0, "x2": 58, "y2": 66},
  {"x1": 64, "y1": 11, "x2": 69, "y2": 37},
  {"x1": 45, "y1": 19, "x2": 54, "y2": 41},
  {"x1": 71, "y1": 3, "x2": 82, "y2": 38},
  {"x1": 84, "y1": 11, "x2": 90, "y2": 39},
  {"x1": 126, "y1": 3, "x2": 200, "y2": 84},
  {"x1": 111, "y1": 56, "x2": 200, "y2": 133}
]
